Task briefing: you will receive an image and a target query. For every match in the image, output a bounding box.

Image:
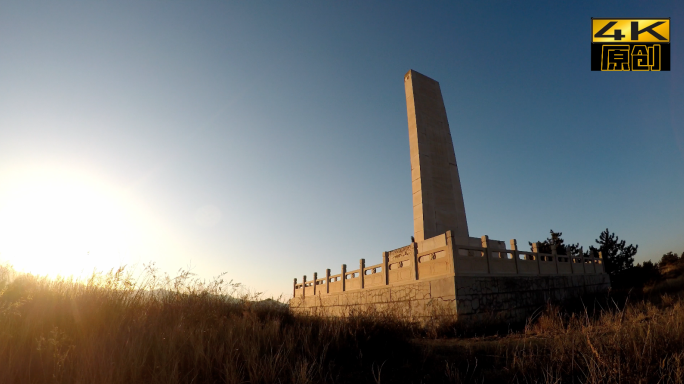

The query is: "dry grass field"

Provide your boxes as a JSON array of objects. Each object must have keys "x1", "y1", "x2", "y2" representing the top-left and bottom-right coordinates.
[{"x1": 2, "y1": 263, "x2": 684, "y2": 384}]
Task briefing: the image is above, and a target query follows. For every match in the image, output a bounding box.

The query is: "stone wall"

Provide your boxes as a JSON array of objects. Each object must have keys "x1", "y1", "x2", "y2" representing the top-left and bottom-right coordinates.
[
  {"x1": 290, "y1": 273, "x2": 610, "y2": 323},
  {"x1": 290, "y1": 275, "x2": 456, "y2": 320},
  {"x1": 455, "y1": 274, "x2": 611, "y2": 322}
]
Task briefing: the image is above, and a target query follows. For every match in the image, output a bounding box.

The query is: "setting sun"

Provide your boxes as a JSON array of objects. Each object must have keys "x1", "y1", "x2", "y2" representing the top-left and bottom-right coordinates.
[{"x1": 0, "y1": 167, "x2": 138, "y2": 278}]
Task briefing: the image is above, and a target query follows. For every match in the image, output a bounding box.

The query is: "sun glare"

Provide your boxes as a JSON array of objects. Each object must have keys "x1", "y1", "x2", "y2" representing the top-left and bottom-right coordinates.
[{"x1": 0, "y1": 168, "x2": 139, "y2": 278}]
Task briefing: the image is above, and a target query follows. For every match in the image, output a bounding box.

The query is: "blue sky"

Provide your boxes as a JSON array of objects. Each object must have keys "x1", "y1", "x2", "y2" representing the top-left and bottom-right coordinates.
[{"x1": 0, "y1": 1, "x2": 682, "y2": 296}]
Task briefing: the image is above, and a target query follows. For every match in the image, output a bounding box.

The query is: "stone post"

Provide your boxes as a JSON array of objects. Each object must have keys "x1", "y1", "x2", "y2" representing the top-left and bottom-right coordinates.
[
  {"x1": 293, "y1": 278, "x2": 297, "y2": 298},
  {"x1": 302, "y1": 275, "x2": 307, "y2": 298},
  {"x1": 482, "y1": 235, "x2": 491, "y2": 274},
  {"x1": 382, "y1": 252, "x2": 389, "y2": 285},
  {"x1": 341, "y1": 264, "x2": 347, "y2": 292},
  {"x1": 412, "y1": 242, "x2": 419, "y2": 280},
  {"x1": 360, "y1": 259, "x2": 365, "y2": 289},
  {"x1": 566, "y1": 247, "x2": 594, "y2": 273},
  {"x1": 532, "y1": 242, "x2": 542, "y2": 274},
  {"x1": 510, "y1": 239, "x2": 520, "y2": 274},
  {"x1": 577, "y1": 246, "x2": 583, "y2": 263},
  {"x1": 446, "y1": 230, "x2": 456, "y2": 275},
  {"x1": 532, "y1": 243, "x2": 541, "y2": 264},
  {"x1": 313, "y1": 272, "x2": 317, "y2": 295},
  {"x1": 325, "y1": 269, "x2": 330, "y2": 294},
  {"x1": 551, "y1": 243, "x2": 559, "y2": 273}
]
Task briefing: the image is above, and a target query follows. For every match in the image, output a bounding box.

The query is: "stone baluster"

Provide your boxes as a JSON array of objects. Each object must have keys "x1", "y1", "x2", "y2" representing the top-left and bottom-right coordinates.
[
  {"x1": 551, "y1": 243, "x2": 559, "y2": 273},
  {"x1": 482, "y1": 235, "x2": 491, "y2": 274},
  {"x1": 302, "y1": 275, "x2": 306, "y2": 298},
  {"x1": 412, "y1": 242, "x2": 419, "y2": 280},
  {"x1": 313, "y1": 272, "x2": 317, "y2": 295},
  {"x1": 360, "y1": 259, "x2": 365, "y2": 289},
  {"x1": 578, "y1": 246, "x2": 583, "y2": 264},
  {"x1": 510, "y1": 239, "x2": 520, "y2": 274},
  {"x1": 446, "y1": 230, "x2": 457, "y2": 275},
  {"x1": 532, "y1": 242, "x2": 542, "y2": 274},
  {"x1": 325, "y1": 269, "x2": 330, "y2": 294},
  {"x1": 382, "y1": 252, "x2": 389, "y2": 285},
  {"x1": 341, "y1": 264, "x2": 347, "y2": 292}
]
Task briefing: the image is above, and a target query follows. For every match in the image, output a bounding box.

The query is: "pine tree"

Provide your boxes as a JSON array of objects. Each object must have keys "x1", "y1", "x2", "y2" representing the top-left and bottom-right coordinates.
[
  {"x1": 529, "y1": 229, "x2": 582, "y2": 256},
  {"x1": 659, "y1": 252, "x2": 680, "y2": 267},
  {"x1": 594, "y1": 228, "x2": 638, "y2": 276}
]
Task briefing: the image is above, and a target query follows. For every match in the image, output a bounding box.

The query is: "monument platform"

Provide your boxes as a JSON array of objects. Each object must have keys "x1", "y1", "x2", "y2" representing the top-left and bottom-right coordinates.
[{"x1": 290, "y1": 231, "x2": 609, "y2": 322}]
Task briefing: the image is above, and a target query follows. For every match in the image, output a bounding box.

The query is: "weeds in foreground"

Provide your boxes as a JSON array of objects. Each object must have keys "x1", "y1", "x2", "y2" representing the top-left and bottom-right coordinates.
[{"x1": 2, "y1": 263, "x2": 684, "y2": 383}]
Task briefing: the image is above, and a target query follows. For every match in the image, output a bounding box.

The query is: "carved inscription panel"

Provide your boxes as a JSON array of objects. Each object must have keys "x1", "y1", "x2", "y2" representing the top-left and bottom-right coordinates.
[{"x1": 389, "y1": 245, "x2": 413, "y2": 261}]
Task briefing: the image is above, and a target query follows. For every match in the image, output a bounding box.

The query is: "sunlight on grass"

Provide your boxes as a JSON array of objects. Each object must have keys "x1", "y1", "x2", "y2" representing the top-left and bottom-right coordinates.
[{"x1": 2, "y1": 262, "x2": 684, "y2": 383}]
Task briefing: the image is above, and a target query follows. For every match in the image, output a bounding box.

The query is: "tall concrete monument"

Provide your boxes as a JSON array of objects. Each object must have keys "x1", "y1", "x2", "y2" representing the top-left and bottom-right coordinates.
[
  {"x1": 290, "y1": 70, "x2": 610, "y2": 322},
  {"x1": 405, "y1": 70, "x2": 469, "y2": 242}
]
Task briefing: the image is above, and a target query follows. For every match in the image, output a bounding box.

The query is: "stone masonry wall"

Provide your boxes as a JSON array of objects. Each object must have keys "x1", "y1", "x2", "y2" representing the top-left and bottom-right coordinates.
[
  {"x1": 290, "y1": 274, "x2": 611, "y2": 323},
  {"x1": 455, "y1": 274, "x2": 611, "y2": 323},
  {"x1": 290, "y1": 275, "x2": 457, "y2": 320}
]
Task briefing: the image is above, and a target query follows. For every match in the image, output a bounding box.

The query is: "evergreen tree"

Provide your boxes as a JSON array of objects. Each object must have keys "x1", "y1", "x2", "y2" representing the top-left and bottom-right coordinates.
[
  {"x1": 529, "y1": 229, "x2": 582, "y2": 256},
  {"x1": 659, "y1": 252, "x2": 680, "y2": 267},
  {"x1": 594, "y1": 228, "x2": 638, "y2": 276}
]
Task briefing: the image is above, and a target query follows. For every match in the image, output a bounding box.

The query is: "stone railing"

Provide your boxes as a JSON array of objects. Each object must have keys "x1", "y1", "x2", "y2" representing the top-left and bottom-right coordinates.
[{"x1": 292, "y1": 231, "x2": 605, "y2": 298}]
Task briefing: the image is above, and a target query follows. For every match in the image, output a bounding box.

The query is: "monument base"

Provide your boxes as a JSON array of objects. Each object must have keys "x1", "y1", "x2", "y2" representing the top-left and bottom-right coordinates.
[
  {"x1": 290, "y1": 231, "x2": 611, "y2": 323},
  {"x1": 290, "y1": 273, "x2": 610, "y2": 323}
]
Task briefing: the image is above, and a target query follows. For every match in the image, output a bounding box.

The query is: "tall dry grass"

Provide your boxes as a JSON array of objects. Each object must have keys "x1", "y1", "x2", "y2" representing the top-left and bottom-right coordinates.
[
  {"x1": 512, "y1": 296, "x2": 684, "y2": 383},
  {"x1": 0, "y1": 264, "x2": 420, "y2": 383},
  {"x1": 420, "y1": 294, "x2": 684, "y2": 383},
  {"x1": 2, "y1": 262, "x2": 684, "y2": 383}
]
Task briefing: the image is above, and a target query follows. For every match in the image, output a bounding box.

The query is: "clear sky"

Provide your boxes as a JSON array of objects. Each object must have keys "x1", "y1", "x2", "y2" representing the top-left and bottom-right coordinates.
[{"x1": 0, "y1": 1, "x2": 682, "y2": 297}]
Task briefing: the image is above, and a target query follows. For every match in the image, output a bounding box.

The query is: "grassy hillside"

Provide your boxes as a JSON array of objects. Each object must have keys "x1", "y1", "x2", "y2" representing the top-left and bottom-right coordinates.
[{"x1": 1, "y1": 264, "x2": 684, "y2": 383}]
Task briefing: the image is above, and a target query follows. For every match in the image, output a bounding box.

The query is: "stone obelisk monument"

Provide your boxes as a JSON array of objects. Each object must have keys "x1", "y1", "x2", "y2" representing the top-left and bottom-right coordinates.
[
  {"x1": 290, "y1": 70, "x2": 610, "y2": 322},
  {"x1": 404, "y1": 70, "x2": 469, "y2": 242}
]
